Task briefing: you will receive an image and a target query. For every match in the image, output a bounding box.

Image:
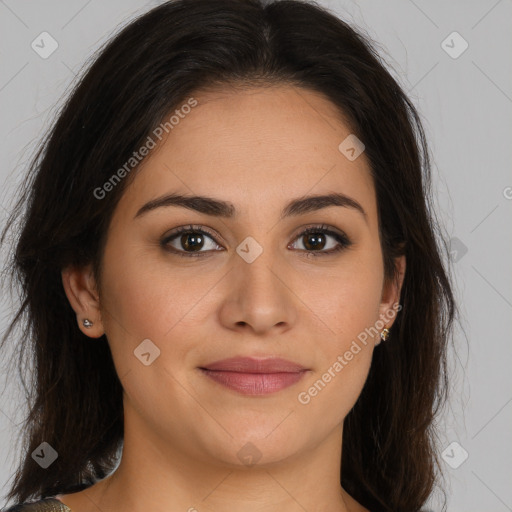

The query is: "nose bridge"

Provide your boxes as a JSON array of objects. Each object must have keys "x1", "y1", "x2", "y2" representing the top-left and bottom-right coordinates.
[
  {"x1": 234, "y1": 237, "x2": 285, "y2": 301},
  {"x1": 221, "y1": 235, "x2": 296, "y2": 333}
]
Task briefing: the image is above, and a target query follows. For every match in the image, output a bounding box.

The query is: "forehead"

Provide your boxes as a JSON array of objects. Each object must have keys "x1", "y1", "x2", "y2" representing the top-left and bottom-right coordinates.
[{"x1": 120, "y1": 84, "x2": 376, "y2": 222}]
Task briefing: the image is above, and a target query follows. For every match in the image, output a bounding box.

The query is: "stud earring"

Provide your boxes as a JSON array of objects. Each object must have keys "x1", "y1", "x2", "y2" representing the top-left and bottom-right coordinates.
[
  {"x1": 83, "y1": 319, "x2": 93, "y2": 328},
  {"x1": 380, "y1": 326, "x2": 390, "y2": 342}
]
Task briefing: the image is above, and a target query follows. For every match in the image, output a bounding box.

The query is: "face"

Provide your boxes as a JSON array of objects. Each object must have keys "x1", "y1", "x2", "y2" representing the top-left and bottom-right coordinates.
[{"x1": 64, "y1": 84, "x2": 404, "y2": 469}]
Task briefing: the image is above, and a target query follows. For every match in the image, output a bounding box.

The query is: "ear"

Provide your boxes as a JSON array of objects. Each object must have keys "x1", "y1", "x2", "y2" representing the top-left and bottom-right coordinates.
[
  {"x1": 378, "y1": 255, "x2": 406, "y2": 331},
  {"x1": 61, "y1": 264, "x2": 105, "y2": 338}
]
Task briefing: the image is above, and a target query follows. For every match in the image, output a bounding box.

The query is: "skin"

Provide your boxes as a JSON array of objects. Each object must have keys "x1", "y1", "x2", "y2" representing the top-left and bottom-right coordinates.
[{"x1": 61, "y1": 84, "x2": 405, "y2": 512}]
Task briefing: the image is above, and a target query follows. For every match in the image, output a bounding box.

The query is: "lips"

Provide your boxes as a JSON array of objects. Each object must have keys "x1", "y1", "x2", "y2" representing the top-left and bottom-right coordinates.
[
  {"x1": 199, "y1": 357, "x2": 309, "y2": 395},
  {"x1": 201, "y1": 357, "x2": 307, "y2": 373}
]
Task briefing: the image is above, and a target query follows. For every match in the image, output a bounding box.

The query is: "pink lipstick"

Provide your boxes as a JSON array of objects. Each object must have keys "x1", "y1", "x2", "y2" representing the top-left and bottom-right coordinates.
[{"x1": 199, "y1": 357, "x2": 308, "y2": 396}]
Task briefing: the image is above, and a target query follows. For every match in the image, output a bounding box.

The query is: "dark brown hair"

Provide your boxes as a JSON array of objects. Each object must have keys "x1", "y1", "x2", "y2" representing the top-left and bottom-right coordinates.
[{"x1": 1, "y1": 1, "x2": 457, "y2": 511}]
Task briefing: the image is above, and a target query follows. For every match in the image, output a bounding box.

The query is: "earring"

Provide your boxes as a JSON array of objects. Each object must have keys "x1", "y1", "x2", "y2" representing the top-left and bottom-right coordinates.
[
  {"x1": 380, "y1": 326, "x2": 390, "y2": 342},
  {"x1": 83, "y1": 319, "x2": 93, "y2": 328}
]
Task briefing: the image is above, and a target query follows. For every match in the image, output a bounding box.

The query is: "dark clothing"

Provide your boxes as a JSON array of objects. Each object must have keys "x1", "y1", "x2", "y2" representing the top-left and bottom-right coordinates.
[{"x1": 2, "y1": 498, "x2": 71, "y2": 512}]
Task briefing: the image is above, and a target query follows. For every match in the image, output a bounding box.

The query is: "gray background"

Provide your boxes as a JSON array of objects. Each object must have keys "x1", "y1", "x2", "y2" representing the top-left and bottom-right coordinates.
[{"x1": 1, "y1": 0, "x2": 511, "y2": 510}]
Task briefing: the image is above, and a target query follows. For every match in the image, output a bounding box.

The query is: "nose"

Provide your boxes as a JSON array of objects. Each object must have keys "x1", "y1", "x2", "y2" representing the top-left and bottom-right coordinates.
[{"x1": 218, "y1": 248, "x2": 298, "y2": 336}]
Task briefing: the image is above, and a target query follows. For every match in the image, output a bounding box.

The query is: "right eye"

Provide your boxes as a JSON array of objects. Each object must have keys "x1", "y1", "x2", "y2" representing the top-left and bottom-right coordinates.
[{"x1": 161, "y1": 225, "x2": 224, "y2": 257}]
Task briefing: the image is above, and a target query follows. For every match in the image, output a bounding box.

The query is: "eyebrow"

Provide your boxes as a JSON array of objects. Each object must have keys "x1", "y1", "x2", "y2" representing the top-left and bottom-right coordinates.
[{"x1": 134, "y1": 192, "x2": 368, "y2": 224}]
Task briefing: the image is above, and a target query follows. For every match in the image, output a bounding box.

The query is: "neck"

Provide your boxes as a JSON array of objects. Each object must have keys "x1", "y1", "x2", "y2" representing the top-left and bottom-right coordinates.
[{"x1": 61, "y1": 410, "x2": 366, "y2": 512}]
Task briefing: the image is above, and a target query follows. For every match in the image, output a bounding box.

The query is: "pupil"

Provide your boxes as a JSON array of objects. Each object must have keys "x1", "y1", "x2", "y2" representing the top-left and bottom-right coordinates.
[
  {"x1": 182, "y1": 233, "x2": 203, "y2": 251},
  {"x1": 304, "y1": 233, "x2": 325, "y2": 250}
]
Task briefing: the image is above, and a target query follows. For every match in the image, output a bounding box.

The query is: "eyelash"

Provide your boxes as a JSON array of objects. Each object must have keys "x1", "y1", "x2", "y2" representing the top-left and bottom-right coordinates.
[{"x1": 160, "y1": 224, "x2": 353, "y2": 258}]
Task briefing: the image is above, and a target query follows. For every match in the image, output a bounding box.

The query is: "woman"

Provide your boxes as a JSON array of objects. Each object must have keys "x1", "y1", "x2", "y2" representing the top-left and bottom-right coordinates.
[{"x1": 0, "y1": 0, "x2": 456, "y2": 511}]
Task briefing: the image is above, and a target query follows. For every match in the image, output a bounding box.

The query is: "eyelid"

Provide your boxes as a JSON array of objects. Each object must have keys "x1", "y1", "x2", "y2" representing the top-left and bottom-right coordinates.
[{"x1": 289, "y1": 223, "x2": 347, "y2": 241}]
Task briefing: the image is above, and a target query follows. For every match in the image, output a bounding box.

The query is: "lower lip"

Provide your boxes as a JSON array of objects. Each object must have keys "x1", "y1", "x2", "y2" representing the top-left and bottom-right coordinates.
[{"x1": 200, "y1": 369, "x2": 307, "y2": 395}]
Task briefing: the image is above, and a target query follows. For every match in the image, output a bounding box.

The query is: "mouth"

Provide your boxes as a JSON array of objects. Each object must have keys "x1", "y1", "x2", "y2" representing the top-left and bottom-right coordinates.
[{"x1": 199, "y1": 357, "x2": 309, "y2": 396}]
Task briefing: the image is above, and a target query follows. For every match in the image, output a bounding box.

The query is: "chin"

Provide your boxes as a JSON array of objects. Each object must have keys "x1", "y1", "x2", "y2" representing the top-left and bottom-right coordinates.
[{"x1": 197, "y1": 423, "x2": 309, "y2": 469}]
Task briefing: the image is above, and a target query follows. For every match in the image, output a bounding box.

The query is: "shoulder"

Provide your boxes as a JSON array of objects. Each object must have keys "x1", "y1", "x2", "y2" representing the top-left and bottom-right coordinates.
[{"x1": 2, "y1": 498, "x2": 72, "y2": 512}]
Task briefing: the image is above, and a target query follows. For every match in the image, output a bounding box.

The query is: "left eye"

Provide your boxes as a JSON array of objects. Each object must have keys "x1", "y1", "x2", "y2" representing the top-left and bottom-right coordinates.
[
  {"x1": 161, "y1": 224, "x2": 352, "y2": 257},
  {"x1": 288, "y1": 225, "x2": 352, "y2": 256}
]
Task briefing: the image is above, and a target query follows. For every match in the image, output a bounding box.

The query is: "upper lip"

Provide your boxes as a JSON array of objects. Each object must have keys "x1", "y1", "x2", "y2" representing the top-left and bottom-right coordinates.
[{"x1": 200, "y1": 357, "x2": 307, "y2": 373}]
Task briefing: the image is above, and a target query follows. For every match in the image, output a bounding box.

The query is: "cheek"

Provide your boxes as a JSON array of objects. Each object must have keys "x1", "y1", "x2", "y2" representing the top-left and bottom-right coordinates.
[
  {"x1": 97, "y1": 243, "x2": 214, "y2": 392},
  {"x1": 100, "y1": 240, "x2": 208, "y2": 341},
  {"x1": 296, "y1": 346, "x2": 373, "y2": 433},
  {"x1": 296, "y1": 274, "x2": 380, "y2": 422},
  {"x1": 313, "y1": 249, "x2": 384, "y2": 341},
  {"x1": 98, "y1": 245, "x2": 209, "y2": 423},
  {"x1": 297, "y1": 250, "x2": 383, "y2": 412}
]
